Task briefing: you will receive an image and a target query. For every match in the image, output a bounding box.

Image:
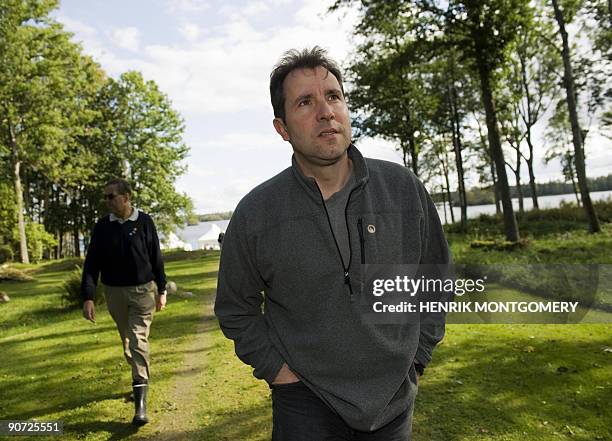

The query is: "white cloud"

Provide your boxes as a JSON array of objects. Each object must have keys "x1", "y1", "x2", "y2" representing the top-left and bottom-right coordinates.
[
  {"x1": 57, "y1": 15, "x2": 96, "y2": 38},
  {"x1": 110, "y1": 27, "x2": 141, "y2": 52},
  {"x1": 60, "y1": 1, "x2": 358, "y2": 117},
  {"x1": 123, "y1": 1, "x2": 357, "y2": 117},
  {"x1": 195, "y1": 132, "x2": 286, "y2": 152},
  {"x1": 179, "y1": 23, "x2": 202, "y2": 42}
]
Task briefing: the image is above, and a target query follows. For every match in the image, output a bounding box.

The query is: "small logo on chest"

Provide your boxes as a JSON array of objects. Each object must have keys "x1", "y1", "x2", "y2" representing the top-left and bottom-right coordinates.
[{"x1": 367, "y1": 224, "x2": 376, "y2": 234}]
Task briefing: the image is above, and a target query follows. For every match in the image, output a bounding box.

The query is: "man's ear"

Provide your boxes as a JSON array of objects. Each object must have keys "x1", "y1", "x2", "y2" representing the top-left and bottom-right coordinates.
[{"x1": 273, "y1": 118, "x2": 291, "y2": 142}]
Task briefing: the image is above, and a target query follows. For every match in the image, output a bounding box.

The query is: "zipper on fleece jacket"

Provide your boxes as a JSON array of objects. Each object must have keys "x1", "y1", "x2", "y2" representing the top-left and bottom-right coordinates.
[
  {"x1": 357, "y1": 217, "x2": 365, "y2": 265},
  {"x1": 314, "y1": 183, "x2": 359, "y2": 300}
]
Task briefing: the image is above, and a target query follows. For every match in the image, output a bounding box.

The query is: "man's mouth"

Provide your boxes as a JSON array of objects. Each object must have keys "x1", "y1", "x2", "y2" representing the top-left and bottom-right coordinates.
[{"x1": 319, "y1": 128, "x2": 339, "y2": 137}]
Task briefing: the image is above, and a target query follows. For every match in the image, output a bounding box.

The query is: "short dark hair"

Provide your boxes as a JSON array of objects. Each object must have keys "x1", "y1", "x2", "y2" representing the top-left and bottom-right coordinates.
[
  {"x1": 105, "y1": 178, "x2": 132, "y2": 196},
  {"x1": 270, "y1": 46, "x2": 344, "y2": 122}
]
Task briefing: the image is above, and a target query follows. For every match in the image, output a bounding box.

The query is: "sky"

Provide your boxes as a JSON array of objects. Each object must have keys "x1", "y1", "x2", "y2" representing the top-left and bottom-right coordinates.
[{"x1": 54, "y1": 0, "x2": 612, "y2": 214}]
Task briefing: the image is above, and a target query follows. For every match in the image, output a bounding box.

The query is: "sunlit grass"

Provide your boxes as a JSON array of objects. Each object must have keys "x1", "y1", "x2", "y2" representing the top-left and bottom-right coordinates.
[{"x1": 0, "y1": 241, "x2": 610, "y2": 440}]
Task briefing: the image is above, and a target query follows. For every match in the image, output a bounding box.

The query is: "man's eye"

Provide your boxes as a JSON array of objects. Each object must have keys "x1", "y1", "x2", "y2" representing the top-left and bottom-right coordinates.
[
  {"x1": 328, "y1": 94, "x2": 340, "y2": 101},
  {"x1": 298, "y1": 99, "x2": 311, "y2": 106}
]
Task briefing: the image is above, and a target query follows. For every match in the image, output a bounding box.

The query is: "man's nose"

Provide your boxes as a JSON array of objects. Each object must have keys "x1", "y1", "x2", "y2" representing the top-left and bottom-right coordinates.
[{"x1": 317, "y1": 99, "x2": 335, "y2": 121}]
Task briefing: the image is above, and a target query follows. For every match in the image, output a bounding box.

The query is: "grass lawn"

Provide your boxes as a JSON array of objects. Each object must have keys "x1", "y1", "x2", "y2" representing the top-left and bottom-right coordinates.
[{"x1": 0, "y1": 242, "x2": 610, "y2": 440}]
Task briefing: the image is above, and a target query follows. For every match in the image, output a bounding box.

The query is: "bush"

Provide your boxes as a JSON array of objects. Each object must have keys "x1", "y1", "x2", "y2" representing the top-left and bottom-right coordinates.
[
  {"x1": 61, "y1": 265, "x2": 104, "y2": 308},
  {"x1": 0, "y1": 266, "x2": 35, "y2": 282},
  {"x1": 469, "y1": 239, "x2": 529, "y2": 251},
  {"x1": 0, "y1": 245, "x2": 13, "y2": 264},
  {"x1": 25, "y1": 222, "x2": 57, "y2": 262}
]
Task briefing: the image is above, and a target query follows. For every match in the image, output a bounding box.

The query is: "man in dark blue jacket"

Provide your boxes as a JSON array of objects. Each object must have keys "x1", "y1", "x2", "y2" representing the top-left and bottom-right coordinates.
[
  {"x1": 81, "y1": 178, "x2": 167, "y2": 426},
  {"x1": 215, "y1": 47, "x2": 450, "y2": 440}
]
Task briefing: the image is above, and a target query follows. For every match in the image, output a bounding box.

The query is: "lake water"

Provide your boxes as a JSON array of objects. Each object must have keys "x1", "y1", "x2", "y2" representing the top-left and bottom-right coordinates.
[
  {"x1": 436, "y1": 189, "x2": 612, "y2": 224},
  {"x1": 176, "y1": 190, "x2": 612, "y2": 249}
]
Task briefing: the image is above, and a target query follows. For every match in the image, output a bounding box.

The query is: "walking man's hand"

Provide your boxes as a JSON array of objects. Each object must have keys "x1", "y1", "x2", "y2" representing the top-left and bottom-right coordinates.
[
  {"x1": 83, "y1": 300, "x2": 95, "y2": 323},
  {"x1": 156, "y1": 293, "x2": 167, "y2": 312}
]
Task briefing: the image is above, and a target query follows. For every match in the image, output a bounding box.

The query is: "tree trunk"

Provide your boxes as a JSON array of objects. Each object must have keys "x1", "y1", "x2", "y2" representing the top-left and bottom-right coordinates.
[
  {"x1": 442, "y1": 159, "x2": 455, "y2": 224},
  {"x1": 449, "y1": 83, "x2": 467, "y2": 229},
  {"x1": 572, "y1": 178, "x2": 581, "y2": 205},
  {"x1": 568, "y1": 155, "x2": 582, "y2": 206},
  {"x1": 515, "y1": 145, "x2": 524, "y2": 215},
  {"x1": 477, "y1": 64, "x2": 520, "y2": 241},
  {"x1": 59, "y1": 231, "x2": 64, "y2": 259},
  {"x1": 401, "y1": 142, "x2": 408, "y2": 168},
  {"x1": 525, "y1": 135, "x2": 539, "y2": 209},
  {"x1": 490, "y1": 161, "x2": 501, "y2": 215},
  {"x1": 441, "y1": 188, "x2": 448, "y2": 224},
  {"x1": 552, "y1": 0, "x2": 601, "y2": 233},
  {"x1": 72, "y1": 193, "x2": 81, "y2": 258},
  {"x1": 9, "y1": 122, "x2": 30, "y2": 264},
  {"x1": 519, "y1": 50, "x2": 540, "y2": 210},
  {"x1": 516, "y1": 174, "x2": 524, "y2": 215},
  {"x1": 73, "y1": 230, "x2": 80, "y2": 258},
  {"x1": 55, "y1": 231, "x2": 60, "y2": 259},
  {"x1": 408, "y1": 133, "x2": 419, "y2": 177}
]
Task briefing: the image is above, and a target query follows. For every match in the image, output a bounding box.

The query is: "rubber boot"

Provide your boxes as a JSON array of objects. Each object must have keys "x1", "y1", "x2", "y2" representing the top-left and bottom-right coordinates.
[{"x1": 132, "y1": 384, "x2": 149, "y2": 426}]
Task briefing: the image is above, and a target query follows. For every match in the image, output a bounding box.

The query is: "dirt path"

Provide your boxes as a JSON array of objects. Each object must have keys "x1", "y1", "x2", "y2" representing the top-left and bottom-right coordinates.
[{"x1": 139, "y1": 299, "x2": 215, "y2": 440}]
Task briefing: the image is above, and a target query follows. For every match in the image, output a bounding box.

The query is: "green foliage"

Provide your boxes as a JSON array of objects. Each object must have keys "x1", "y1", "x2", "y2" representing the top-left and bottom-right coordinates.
[
  {"x1": 0, "y1": 1, "x2": 193, "y2": 259},
  {"x1": 469, "y1": 239, "x2": 529, "y2": 250},
  {"x1": 602, "y1": 106, "x2": 612, "y2": 138},
  {"x1": 0, "y1": 0, "x2": 93, "y2": 176},
  {"x1": 61, "y1": 264, "x2": 103, "y2": 308},
  {"x1": 12, "y1": 221, "x2": 57, "y2": 263},
  {"x1": 88, "y1": 71, "x2": 193, "y2": 237},
  {"x1": 0, "y1": 245, "x2": 13, "y2": 264},
  {"x1": 198, "y1": 211, "x2": 233, "y2": 222},
  {"x1": 589, "y1": 0, "x2": 612, "y2": 61},
  {"x1": 162, "y1": 249, "x2": 215, "y2": 263}
]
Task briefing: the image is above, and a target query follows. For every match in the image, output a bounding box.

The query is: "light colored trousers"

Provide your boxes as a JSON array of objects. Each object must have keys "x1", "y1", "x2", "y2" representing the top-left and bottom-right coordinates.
[{"x1": 104, "y1": 280, "x2": 156, "y2": 382}]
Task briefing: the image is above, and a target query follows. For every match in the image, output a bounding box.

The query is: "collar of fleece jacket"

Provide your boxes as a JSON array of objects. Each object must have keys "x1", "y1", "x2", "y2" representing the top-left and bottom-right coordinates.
[{"x1": 290, "y1": 144, "x2": 370, "y2": 204}]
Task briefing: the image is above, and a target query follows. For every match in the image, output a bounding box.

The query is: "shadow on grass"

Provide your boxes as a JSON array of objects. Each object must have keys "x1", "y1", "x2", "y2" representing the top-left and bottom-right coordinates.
[
  {"x1": 0, "y1": 322, "x2": 116, "y2": 345},
  {"x1": 63, "y1": 420, "x2": 139, "y2": 441},
  {"x1": 1, "y1": 389, "x2": 130, "y2": 421}
]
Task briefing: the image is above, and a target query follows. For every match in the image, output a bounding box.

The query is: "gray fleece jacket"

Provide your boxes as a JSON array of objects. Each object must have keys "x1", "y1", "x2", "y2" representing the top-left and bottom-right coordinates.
[{"x1": 214, "y1": 144, "x2": 450, "y2": 431}]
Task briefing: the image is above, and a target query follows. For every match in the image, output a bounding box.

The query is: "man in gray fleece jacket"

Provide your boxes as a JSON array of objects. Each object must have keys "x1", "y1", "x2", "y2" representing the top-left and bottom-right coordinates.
[{"x1": 214, "y1": 47, "x2": 450, "y2": 440}]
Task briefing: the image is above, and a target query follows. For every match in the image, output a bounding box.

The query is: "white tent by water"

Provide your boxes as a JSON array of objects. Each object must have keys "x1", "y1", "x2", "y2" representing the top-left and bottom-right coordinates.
[
  {"x1": 160, "y1": 232, "x2": 191, "y2": 251},
  {"x1": 197, "y1": 223, "x2": 224, "y2": 250}
]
